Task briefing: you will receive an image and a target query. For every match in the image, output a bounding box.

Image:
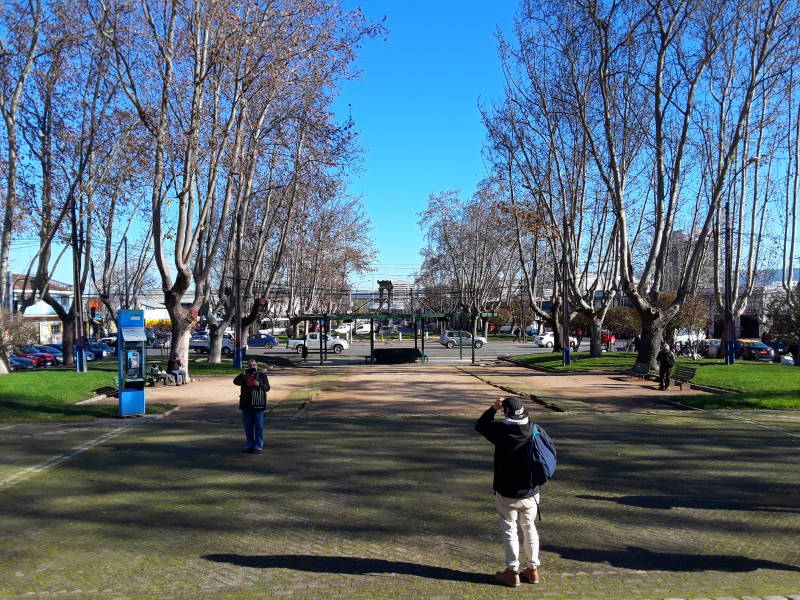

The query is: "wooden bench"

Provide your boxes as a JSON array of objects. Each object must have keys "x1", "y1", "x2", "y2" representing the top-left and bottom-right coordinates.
[
  {"x1": 672, "y1": 365, "x2": 697, "y2": 390},
  {"x1": 147, "y1": 365, "x2": 170, "y2": 386},
  {"x1": 627, "y1": 362, "x2": 651, "y2": 378},
  {"x1": 93, "y1": 385, "x2": 118, "y2": 398}
]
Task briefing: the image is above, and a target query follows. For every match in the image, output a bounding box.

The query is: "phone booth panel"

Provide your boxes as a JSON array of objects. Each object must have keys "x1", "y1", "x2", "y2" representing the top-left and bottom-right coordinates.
[{"x1": 117, "y1": 309, "x2": 147, "y2": 416}]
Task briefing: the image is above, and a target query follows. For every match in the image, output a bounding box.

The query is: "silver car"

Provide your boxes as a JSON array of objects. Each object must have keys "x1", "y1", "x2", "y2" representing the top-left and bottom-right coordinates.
[{"x1": 439, "y1": 330, "x2": 487, "y2": 349}]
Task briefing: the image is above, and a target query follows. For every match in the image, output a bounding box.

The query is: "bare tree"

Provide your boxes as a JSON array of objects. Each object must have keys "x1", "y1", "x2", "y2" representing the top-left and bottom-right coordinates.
[
  {"x1": 417, "y1": 189, "x2": 517, "y2": 338},
  {"x1": 0, "y1": 0, "x2": 42, "y2": 314},
  {"x1": 484, "y1": 64, "x2": 622, "y2": 356},
  {"x1": 11, "y1": 1, "x2": 122, "y2": 366},
  {"x1": 103, "y1": 0, "x2": 379, "y2": 374},
  {"x1": 510, "y1": 0, "x2": 800, "y2": 366},
  {"x1": 774, "y1": 69, "x2": 800, "y2": 355}
]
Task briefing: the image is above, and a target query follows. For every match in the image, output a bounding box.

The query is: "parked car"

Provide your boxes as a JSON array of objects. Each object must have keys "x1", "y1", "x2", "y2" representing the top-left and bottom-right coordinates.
[
  {"x1": 34, "y1": 345, "x2": 63, "y2": 365},
  {"x1": 487, "y1": 323, "x2": 498, "y2": 333},
  {"x1": 247, "y1": 333, "x2": 279, "y2": 348},
  {"x1": 190, "y1": 333, "x2": 234, "y2": 355},
  {"x1": 699, "y1": 338, "x2": 722, "y2": 358},
  {"x1": 99, "y1": 335, "x2": 117, "y2": 348},
  {"x1": 42, "y1": 344, "x2": 96, "y2": 361},
  {"x1": 333, "y1": 323, "x2": 352, "y2": 335},
  {"x1": 9, "y1": 355, "x2": 36, "y2": 370},
  {"x1": 439, "y1": 330, "x2": 487, "y2": 349},
  {"x1": 498, "y1": 323, "x2": 515, "y2": 334},
  {"x1": 353, "y1": 323, "x2": 373, "y2": 335},
  {"x1": 532, "y1": 332, "x2": 578, "y2": 349},
  {"x1": 287, "y1": 332, "x2": 349, "y2": 354},
  {"x1": 15, "y1": 345, "x2": 55, "y2": 367},
  {"x1": 735, "y1": 339, "x2": 775, "y2": 361},
  {"x1": 83, "y1": 342, "x2": 114, "y2": 359},
  {"x1": 674, "y1": 329, "x2": 705, "y2": 344}
]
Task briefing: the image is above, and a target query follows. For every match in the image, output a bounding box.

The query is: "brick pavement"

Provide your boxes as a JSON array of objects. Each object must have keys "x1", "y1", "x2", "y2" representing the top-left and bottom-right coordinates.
[{"x1": 0, "y1": 364, "x2": 798, "y2": 600}]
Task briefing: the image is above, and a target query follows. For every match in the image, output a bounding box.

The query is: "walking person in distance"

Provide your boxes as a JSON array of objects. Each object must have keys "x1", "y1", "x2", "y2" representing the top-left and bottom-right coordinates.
[
  {"x1": 233, "y1": 359, "x2": 270, "y2": 453},
  {"x1": 475, "y1": 397, "x2": 542, "y2": 587},
  {"x1": 656, "y1": 342, "x2": 676, "y2": 390}
]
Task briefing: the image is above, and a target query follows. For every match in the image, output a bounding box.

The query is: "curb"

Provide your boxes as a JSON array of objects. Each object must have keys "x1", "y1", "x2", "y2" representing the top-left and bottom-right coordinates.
[
  {"x1": 458, "y1": 366, "x2": 565, "y2": 412},
  {"x1": 75, "y1": 394, "x2": 107, "y2": 405},
  {"x1": 495, "y1": 355, "x2": 719, "y2": 413}
]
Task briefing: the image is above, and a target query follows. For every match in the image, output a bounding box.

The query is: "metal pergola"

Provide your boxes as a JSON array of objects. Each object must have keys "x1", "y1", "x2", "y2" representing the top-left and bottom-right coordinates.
[{"x1": 290, "y1": 312, "x2": 497, "y2": 365}]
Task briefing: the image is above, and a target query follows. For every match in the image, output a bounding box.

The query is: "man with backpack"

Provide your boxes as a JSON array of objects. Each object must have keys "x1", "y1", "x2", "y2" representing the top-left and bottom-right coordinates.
[
  {"x1": 475, "y1": 397, "x2": 542, "y2": 587},
  {"x1": 656, "y1": 342, "x2": 676, "y2": 390}
]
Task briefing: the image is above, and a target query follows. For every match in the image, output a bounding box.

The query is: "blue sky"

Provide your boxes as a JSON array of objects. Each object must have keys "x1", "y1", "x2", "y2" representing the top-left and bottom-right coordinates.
[{"x1": 335, "y1": 1, "x2": 516, "y2": 285}]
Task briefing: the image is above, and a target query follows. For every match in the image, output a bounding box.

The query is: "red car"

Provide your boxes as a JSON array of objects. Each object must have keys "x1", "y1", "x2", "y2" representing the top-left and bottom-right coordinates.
[{"x1": 15, "y1": 345, "x2": 55, "y2": 367}]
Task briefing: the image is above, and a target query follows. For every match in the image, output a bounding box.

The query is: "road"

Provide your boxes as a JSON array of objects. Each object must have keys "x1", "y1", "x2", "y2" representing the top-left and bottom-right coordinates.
[
  {"x1": 247, "y1": 338, "x2": 587, "y2": 365},
  {"x1": 144, "y1": 337, "x2": 597, "y2": 365}
]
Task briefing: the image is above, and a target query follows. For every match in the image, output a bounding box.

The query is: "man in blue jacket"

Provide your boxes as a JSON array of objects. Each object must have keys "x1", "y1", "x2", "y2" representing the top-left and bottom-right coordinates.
[{"x1": 475, "y1": 396, "x2": 541, "y2": 587}]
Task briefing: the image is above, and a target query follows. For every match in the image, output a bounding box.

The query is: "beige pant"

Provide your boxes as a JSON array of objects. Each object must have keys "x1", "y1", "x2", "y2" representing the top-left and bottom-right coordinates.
[{"x1": 495, "y1": 492, "x2": 540, "y2": 571}]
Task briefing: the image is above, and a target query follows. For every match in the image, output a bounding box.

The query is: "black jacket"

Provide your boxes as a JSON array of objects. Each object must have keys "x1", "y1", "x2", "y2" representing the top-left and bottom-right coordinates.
[
  {"x1": 233, "y1": 370, "x2": 270, "y2": 410},
  {"x1": 475, "y1": 407, "x2": 535, "y2": 499}
]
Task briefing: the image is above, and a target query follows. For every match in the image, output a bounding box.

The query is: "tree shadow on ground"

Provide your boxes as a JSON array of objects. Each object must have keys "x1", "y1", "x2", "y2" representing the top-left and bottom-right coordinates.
[
  {"x1": 545, "y1": 545, "x2": 800, "y2": 572},
  {"x1": 203, "y1": 554, "x2": 492, "y2": 584},
  {"x1": 576, "y1": 494, "x2": 800, "y2": 513}
]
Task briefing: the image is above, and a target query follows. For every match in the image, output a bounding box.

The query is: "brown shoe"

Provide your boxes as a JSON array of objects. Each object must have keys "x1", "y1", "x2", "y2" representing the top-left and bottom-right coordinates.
[
  {"x1": 493, "y1": 568, "x2": 520, "y2": 587},
  {"x1": 521, "y1": 566, "x2": 540, "y2": 584}
]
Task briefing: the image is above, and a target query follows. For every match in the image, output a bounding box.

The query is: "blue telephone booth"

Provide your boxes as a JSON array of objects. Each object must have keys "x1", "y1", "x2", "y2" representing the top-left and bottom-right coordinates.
[{"x1": 117, "y1": 309, "x2": 147, "y2": 416}]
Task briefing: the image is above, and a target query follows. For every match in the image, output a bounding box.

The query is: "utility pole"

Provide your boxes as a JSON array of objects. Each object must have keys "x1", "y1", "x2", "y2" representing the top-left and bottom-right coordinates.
[
  {"x1": 724, "y1": 198, "x2": 735, "y2": 365},
  {"x1": 123, "y1": 235, "x2": 128, "y2": 309},
  {"x1": 562, "y1": 207, "x2": 571, "y2": 366},
  {"x1": 233, "y1": 210, "x2": 243, "y2": 369},
  {"x1": 71, "y1": 195, "x2": 86, "y2": 372}
]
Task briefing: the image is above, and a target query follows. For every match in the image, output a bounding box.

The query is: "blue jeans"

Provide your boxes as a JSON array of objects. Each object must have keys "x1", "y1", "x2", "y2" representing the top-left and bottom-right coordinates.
[
  {"x1": 168, "y1": 369, "x2": 186, "y2": 385},
  {"x1": 241, "y1": 409, "x2": 264, "y2": 450}
]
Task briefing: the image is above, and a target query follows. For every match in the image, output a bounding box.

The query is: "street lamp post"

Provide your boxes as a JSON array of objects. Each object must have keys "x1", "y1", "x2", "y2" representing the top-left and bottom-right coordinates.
[
  {"x1": 724, "y1": 197, "x2": 735, "y2": 365},
  {"x1": 233, "y1": 209, "x2": 243, "y2": 369},
  {"x1": 562, "y1": 207, "x2": 571, "y2": 366},
  {"x1": 722, "y1": 156, "x2": 759, "y2": 365}
]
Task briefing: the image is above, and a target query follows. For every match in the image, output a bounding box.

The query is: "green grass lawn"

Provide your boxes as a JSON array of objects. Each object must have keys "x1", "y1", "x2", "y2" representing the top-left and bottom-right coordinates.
[
  {"x1": 0, "y1": 360, "x2": 174, "y2": 422},
  {"x1": 510, "y1": 351, "x2": 640, "y2": 371},
  {"x1": 510, "y1": 351, "x2": 800, "y2": 410},
  {"x1": 0, "y1": 353, "x2": 292, "y2": 423}
]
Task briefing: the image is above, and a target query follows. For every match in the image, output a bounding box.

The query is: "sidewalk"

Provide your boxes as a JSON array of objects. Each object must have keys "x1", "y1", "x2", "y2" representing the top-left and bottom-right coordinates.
[{"x1": 0, "y1": 364, "x2": 798, "y2": 600}]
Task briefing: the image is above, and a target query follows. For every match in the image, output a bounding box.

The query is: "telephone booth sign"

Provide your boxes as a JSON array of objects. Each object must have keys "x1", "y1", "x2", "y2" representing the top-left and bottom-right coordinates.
[{"x1": 117, "y1": 309, "x2": 147, "y2": 416}]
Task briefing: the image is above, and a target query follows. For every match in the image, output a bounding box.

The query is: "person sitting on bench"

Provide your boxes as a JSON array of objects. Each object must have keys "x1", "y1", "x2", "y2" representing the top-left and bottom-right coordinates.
[
  {"x1": 148, "y1": 364, "x2": 169, "y2": 386},
  {"x1": 167, "y1": 356, "x2": 187, "y2": 385}
]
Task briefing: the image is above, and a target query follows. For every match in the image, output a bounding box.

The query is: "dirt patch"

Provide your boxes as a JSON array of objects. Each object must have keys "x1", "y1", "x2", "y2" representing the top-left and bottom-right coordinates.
[
  {"x1": 134, "y1": 368, "x2": 313, "y2": 419},
  {"x1": 303, "y1": 364, "x2": 541, "y2": 416},
  {"x1": 463, "y1": 364, "x2": 707, "y2": 412},
  {"x1": 98, "y1": 363, "x2": 702, "y2": 419}
]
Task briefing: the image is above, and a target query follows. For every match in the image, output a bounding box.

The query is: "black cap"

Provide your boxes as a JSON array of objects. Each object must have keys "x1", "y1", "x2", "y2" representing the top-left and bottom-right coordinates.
[{"x1": 502, "y1": 396, "x2": 527, "y2": 417}]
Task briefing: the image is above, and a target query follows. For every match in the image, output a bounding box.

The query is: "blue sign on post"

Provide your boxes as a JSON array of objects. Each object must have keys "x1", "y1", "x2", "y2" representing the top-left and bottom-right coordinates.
[{"x1": 117, "y1": 309, "x2": 147, "y2": 416}]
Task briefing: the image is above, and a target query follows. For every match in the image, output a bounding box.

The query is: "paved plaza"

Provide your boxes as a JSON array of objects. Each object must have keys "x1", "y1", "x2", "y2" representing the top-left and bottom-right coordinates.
[{"x1": 0, "y1": 363, "x2": 798, "y2": 600}]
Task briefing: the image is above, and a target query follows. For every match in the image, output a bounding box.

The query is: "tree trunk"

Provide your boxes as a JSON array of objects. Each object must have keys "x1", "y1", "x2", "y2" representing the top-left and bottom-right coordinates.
[
  {"x1": 61, "y1": 319, "x2": 75, "y2": 366},
  {"x1": 208, "y1": 316, "x2": 233, "y2": 363},
  {"x1": 637, "y1": 311, "x2": 668, "y2": 369},
  {"x1": 588, "y1": 315, "x2": 603, "y2": 358},
  {"x1": 549, "y1": 300, "x2": 563, "y2": 352},
  {"x1": 165, "y1": 301, "x2": 192, "y2": 376},
  {"x1": 42, "y1": 294, "x2": 76, "y2": 366}
]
